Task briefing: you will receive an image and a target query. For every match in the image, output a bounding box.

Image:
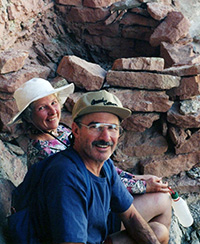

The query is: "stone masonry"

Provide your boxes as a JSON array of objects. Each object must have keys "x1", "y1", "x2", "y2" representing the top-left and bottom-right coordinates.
[{"x1": 0, "y1": 0, "x2": 200, "y2": 243}]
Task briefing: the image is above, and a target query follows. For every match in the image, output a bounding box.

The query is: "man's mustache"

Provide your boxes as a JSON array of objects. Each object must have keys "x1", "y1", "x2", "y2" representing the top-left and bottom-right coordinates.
[{"x1": 92, "y1": 140, "x2": 113, "y2": 146}]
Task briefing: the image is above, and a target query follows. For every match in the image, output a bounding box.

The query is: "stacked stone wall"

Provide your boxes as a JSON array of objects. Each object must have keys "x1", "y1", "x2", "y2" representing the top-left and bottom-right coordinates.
[{"x1": 0, "y1": 0, "x2": 200, "y2": 243}]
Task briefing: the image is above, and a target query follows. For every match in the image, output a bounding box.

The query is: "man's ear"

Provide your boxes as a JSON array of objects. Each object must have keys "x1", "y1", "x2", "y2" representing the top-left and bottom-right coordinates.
[{"x1": 72, "y1": 122, "x2": 79, "y2": 138}]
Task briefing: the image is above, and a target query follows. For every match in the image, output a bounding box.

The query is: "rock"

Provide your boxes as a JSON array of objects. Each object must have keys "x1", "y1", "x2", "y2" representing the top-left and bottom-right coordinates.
[
  {"x1": 62, "y1": 6, "x2": 110, "y2": 23},
  {"x1": 121, "y1": 25, "x2": 154, "y2": 42},
  {"x1": 111, "y1": 57, "x2": 165, "y2": 71},
  {"x1": 106, "y1": 70, "x2": 180, "y2": 90},
  {"x1": 162, "y1": 63, "x2": 200, "y2": 76},
  {"x1": 175, "y1": 129, "x2": 200, "y2": 154},
  {"x1": 147, "y1": 2, "x2": 174, "y2": 21},
  {"x1": 167, "y1": 75, "x2": 200, "y2": 100},
  {"x1": 120, "y1": 11, "x2": 159, "y2": 27},
  {"x1": 150, "y1": 11, "x2": 190, "y2": 47},
  {"x1": 0, "y1": 50, "x2": 29, "y2": 74},
  {"x1": 180, "y1": 98, "x2": 200, "y2": 114},
  {"x1": 121, "y1": 112, "x2": 160, "y2": 132},
  {"x1": 168, "y1": 126, "x2": 191, "y2": 146},
  {"x1": 57, "y1": 55, "x2": 107, "y2": 91},
  {"x1": 83, "y1": 0, "x2": 118, "y2": 8},
  {"x1": 109, "y1": 88, "x2": 174, "y2": 112},
  {"x1": 140, "y1": 152, "x2": 200, "y2": 177},
  {"x1": 119, "y1": 127, "x2": 168, "y2": 157},
  {"x1": 55, "y1": 0, "x2": 82, "y2": 5},
  {"x1": 0, "y1": 140, "x2": 27, "y2": 186},
  {"x1": 110, "y1": 0, "x2": 141, "y2": 12},
  {"x1": 167, "y1": 102, "x2": 200, "y2": 128},
  {"x1": 160, "y1": 41, "x2": 196, "y2": 68},
  {"x1": 166, "y1": 172, "x2": 200, "y2": 193},
  {"x1": 0, "y1": 178, "x2": 15, "y2": 227},
  {"x1": 0, "y1": 64, "x2": 51, "y2": 93}
]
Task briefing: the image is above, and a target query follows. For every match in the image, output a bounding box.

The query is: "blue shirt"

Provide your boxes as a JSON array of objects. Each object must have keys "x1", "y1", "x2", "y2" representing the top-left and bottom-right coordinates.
[{"x1": 31, "y1": 148, "x2": 133, "y2": 244}]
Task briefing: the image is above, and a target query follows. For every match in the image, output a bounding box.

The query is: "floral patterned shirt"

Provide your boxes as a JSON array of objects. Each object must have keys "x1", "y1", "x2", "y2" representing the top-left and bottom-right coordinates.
[
  {"x1": 27, "y1": 125, "x2": 71, "y2": 168},
  {"x1": 27, "y1": 124, "x2": 146, "y2": 194}
]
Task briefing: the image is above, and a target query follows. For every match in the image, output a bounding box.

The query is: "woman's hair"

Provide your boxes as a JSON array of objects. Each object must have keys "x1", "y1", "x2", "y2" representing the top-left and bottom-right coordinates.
[{"x1": 20, "y1": 104, "x2": 42, "y2": 135}]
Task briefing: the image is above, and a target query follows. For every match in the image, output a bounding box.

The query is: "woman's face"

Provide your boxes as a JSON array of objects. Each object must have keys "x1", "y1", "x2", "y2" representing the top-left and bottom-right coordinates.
[{"x1": 31, "y1": 94, "x2": 61, "y2": 132}]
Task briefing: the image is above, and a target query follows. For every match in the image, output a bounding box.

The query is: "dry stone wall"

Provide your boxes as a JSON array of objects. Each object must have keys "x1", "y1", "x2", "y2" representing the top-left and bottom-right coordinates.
[{"x1": 0, "y1": 0, "x2": 200, "y2": 243}]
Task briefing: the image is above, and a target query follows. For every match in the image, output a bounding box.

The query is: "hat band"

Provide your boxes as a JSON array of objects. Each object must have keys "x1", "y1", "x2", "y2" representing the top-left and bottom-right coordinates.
[{"x1": 91, "y1": 98, "x2": 118, "y2": 107}]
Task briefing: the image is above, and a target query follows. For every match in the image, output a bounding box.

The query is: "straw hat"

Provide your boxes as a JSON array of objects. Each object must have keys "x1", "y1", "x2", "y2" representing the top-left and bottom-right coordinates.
[
  {"x1": 72, "y1": 90, "x2": 131, "y2": 121},
  {"x1": 8, "y1": 78, "x2": 75, "y2": 125}
]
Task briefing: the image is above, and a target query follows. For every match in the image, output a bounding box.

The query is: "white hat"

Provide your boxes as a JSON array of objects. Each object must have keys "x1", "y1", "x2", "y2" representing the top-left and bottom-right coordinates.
[{"x1": 8, "y1": 78, "x2": 75, "y2": 125}]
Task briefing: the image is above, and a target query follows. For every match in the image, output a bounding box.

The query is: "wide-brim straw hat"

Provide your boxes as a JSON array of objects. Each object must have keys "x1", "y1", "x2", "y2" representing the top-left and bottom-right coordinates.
[
  {"x1": 8, "y1": 77, "x2": 75, "y2": 125},
  {"x1": 72, "y1": 90, "x2": 131, "y2": 121}
]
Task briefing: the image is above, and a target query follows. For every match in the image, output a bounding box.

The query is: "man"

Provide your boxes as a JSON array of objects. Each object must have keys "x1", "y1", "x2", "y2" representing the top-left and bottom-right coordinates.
[{"x1": 13, "y1": 90, "x2": 169, "y2": 244}]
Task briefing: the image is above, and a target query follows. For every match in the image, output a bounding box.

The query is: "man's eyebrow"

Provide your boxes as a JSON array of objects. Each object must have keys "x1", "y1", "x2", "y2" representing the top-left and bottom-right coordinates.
[{"x1": 87, "y1": 121, "x2": 99, "y2": 126}]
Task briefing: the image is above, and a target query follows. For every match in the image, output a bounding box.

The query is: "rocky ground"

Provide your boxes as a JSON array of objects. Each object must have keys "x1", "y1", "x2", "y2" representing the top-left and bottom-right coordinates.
[{"x1": 0, "y1": 0, "x2": 200, "y2": 243}]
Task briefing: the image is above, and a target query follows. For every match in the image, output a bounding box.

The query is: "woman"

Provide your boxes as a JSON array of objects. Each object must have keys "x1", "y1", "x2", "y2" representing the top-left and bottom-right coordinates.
[
  {"x1": 8, "y1": 77, "x2": 74, "y2": 167},
  {"x1": 9, "y1": 78, "x2": 171, "y2": 241}
]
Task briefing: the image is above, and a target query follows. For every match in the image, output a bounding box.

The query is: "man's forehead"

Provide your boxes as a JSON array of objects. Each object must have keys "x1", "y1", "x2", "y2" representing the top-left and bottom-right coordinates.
[{"x1": 81, "y1": 112, "x2": 120, "y2": 122}]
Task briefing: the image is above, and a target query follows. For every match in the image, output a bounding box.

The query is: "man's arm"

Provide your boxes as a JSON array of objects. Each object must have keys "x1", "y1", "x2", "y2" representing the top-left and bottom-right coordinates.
[
  {"x1": 117, "y1": 204, "x2": 161, "y2": 244},
  {"x1": 60, "y1": 243, "x2": 83, "y2": 244}
]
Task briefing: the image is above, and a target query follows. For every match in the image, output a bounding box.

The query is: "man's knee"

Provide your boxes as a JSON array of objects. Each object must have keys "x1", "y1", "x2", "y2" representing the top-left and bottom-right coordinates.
[{"x1": 149, "y1": 222, "x2": 169, "y2": 244}]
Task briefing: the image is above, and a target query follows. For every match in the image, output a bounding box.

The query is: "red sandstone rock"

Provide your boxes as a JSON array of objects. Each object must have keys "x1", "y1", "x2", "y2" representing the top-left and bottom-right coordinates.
[
  {"x1": 119, "y1": 127, "x2": 168, "y2": 157},
  {"x1": 140, "y1": 152, "x2": 200, "y2": 177},
  {"x1": 167, "y1": 102, "x2": 200, "y2": 128},
  {"x1": 120, "y1": 12, "x2": 159, "y2": 27},
  {"x1": 122, "y1": 25, "x2": 153, "y2": 42},
  {"x1": 86, "y1": 22, "x2": 119, "y2": 37},
  {"x1": 83, "y1": 0, "x2": 118, "y2": 8},
  {"x1": 167, "y1": 75, "x2": 200, "y2": 100},
  {"x1": 57, "y1": 55, "x2": 106, "y2": 91},
  {"x1": 110, "y1": 0, "x2": 141, "y2": 12},
  {"x1": 111, "y1": 57, "x2": 165, "y2": 71},
  {"x1": 162, "y1": 63, "x2": 200, "y2": 76},
  {"x1": 0, "y1": 140, "x2": 27, "y2": 186},
  {"x1": 104, "y1": 11, "x2": 118, "y2": 25},
  {"x1": 0, "y1": 179, "x2": 15, "y2": 226},
  {"x1": 66, "y1": 6, "x2": 110, "y2": 23},
  {"x1": 0, "y1": 99, "x2": 18, "y2": 132},
  {"x1": 168, "y1": 126, "x2": 191, "y2": 146},
  {"x1": 109, "y1": 88, "x2": 173, "y2": 112},
  {"x1": 168, "y1": 173, "x2": 200, "y2": 193},
  {"x1": 174, "y1": 55, "x2": 200, "y2": 67},
  {"x1": 150, "y1": 11, "x2": 190, "y2": 47},
  {"x1": 0, "y1": 50, "x2": 29, "y2": 74},
  {"x1": 64, "y1": 92, "x2": 84, "y2": 115},
  {"x1": 121, "y1": 113, "x2": 160, "y2": 132},
  {"x1": 160, "y1": 41, "x2": 195, "y2": 68},
  {"x1": 174, "y1": 129, "x2": 200, "y2": 154},
  {"x1": 55, "y1": 0, "x2": 82, "y2": 5},
  {"x1": 106, "y1": 70, "x2": 180, "y2": 90},
  {"x1": 139, "y1": 0, "x2": 171, "y2": 4},
  {"x1": 0, "y1": 64, "x2": 50, "y2": 93},
  {"x1": 147, "y1": 2, "x2": 174, "y2": 21}
]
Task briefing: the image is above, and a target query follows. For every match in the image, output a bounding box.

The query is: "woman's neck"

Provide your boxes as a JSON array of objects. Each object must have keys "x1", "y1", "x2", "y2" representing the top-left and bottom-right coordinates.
[{"x1": 29, "y1": 129, "x2": 58, "y2": 141}]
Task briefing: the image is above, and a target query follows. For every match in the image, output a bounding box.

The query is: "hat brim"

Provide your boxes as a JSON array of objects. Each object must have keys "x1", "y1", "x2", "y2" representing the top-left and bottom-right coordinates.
[
  {"x1": 73, "y1": 105, "x2": 131, "y2": 121},
  {"x1": 8, "y1": 83, "x2": 74, "y2": 125}
]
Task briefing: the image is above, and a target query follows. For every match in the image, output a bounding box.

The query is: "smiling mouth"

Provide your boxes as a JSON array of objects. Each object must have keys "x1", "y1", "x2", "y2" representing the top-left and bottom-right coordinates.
[
  {"x1": 97, "y1": 144, "x2": 109, "y2": 148},
  {"x1": 92, "y1": 141, "x2": 113, "y2": 148},
  {"x1": 48, "y1": 117, "x2": 57, "y2": 122}
]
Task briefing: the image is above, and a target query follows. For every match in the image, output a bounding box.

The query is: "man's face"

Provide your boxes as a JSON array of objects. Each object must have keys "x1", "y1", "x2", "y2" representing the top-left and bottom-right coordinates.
[{"x1": 72, "y1": 112, "x2": 120, "y2": 165}]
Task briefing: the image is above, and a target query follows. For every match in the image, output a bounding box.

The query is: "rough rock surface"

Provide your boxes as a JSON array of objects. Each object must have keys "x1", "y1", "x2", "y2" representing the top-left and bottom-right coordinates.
[{"x1": 0, "y1": 0, "x2": 200, "y2": 243}]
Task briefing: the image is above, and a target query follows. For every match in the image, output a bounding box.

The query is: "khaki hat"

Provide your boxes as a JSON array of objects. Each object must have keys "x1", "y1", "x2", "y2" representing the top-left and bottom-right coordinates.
[
  {"x1": 8, "y1": 78, "x2": 75, "y2": 125},
  {"x1": 72, "y1": 90, "x2": 131, "y2": 121}
]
